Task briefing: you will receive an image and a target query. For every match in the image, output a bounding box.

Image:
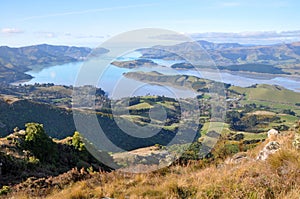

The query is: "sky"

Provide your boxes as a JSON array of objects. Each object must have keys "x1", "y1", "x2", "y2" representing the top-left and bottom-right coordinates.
[{"x1": 1, "y1": 0, "x2": 300, "y2": 47}]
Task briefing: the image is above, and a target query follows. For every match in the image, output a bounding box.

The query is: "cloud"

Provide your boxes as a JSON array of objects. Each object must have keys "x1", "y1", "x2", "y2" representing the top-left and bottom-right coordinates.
[
  {"x1": 120, "y1": 30, "x2": 300, "y2": 45},
  {"x1": 64, "y1": 33, "x2": 72, "y2": 36},
  {"x1": 149, "y1": 34, "x2": 188, "y2": 41},
  {"x1": 156, "y1": 30, "x2": 300, "y2": 45},
  {"x1": 75, "y1": 34, "x2": 105, "y2": 39},
  {"x1": 219, "y1": 2, "x2": 241, "y2": 7},
  {"x1": 35, "y1": 31, "x2": 57, "y2": 38},
  {"x1": 63, "y1": 32, "x2": 106, "y2": 39},
  {"x1": 20, "y1": 3, "x2": 158, "y2": 21},
  {"x1": 1, "y1": 28, "x2": 24, "y2": 34},
  {"x1": 190, "y1": 30, "x2": 300, "y2": 39}
]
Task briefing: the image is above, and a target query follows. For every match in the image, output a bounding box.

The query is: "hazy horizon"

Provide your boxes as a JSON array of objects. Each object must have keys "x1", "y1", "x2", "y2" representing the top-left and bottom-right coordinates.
[{"x1": 1, "y1": 0, "x2": 300, "y2": 47}]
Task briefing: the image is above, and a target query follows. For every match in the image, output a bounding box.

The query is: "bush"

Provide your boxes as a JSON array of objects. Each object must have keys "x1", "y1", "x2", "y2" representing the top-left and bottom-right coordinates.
[
  {"x1": 179, "y1": 142, "x2": 204, "y2": 163},
  {"x1": 23, "y1": 123, "x2": 56, "y2": 162},
  {"x1": 72, "y1": 131, "x2": 85, "y2": 151},
  {"x1": 282, "y1": 109, "x2": 296, "y2": 116},
  {"x1": 28, "y1": 156, "x2": 40, "y2": 164},
  {"x1": 212, "y1": 139, "x2": 240, "y2": 160},
  {"x1": 0, "y1": 186, "x2": 11, "y2": 195}
]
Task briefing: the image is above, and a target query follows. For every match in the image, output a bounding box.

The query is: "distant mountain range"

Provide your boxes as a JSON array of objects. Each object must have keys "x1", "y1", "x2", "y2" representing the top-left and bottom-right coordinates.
[
  {"x1": 0, "y1": 44, "x2": 108, "y2": 83},
  {"x1": 138, "y1": 40, "x2": 300, "y2": 75},
  {"x1": 1, "y1": 41, "x2": 300, "y2": 84}
]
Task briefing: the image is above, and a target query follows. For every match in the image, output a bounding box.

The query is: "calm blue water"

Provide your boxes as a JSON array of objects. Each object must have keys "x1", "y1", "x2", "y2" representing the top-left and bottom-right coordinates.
[{"x1": 23, "y1": 53, "x2": 300, "y2": 98}]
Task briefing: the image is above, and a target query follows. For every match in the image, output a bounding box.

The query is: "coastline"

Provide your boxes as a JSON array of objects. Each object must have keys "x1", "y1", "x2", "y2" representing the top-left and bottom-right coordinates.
[{"x1": 10, "y1": 77, "x2": 34, "y2": 85}]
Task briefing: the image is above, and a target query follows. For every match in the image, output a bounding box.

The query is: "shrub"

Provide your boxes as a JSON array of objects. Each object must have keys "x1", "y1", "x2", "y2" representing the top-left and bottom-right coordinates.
[
  {"x1": 23, "y1": 123, "x2": 56, "y2": 162},
  {"x1": 212, "y1": 139, "x2": 240, "y2": 160},
  {"x1": 169, "y1": 184, "x2": 197, "y2": 198},
  {"x1": 0, "y1": 186, "x2": 11, "y2": 195},
  {"x1": 28, "y1": 156, "x2": 40, "y2": 164},
  {"x1": 282, "y1": 109, "x2": 296, "y2": 116},
  {"x1": 72, "y1": 131, "x2": 85, "y2": 151}
]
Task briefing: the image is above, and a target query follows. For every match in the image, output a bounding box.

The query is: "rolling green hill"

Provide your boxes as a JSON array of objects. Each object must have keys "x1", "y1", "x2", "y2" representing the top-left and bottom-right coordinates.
[
  {"x1": 170, "y1": 62, "x2": 289, "y2": 74},
  {"x1": 0, "y1": 90, "x2": 196, "y2": 151},
  {"x1": 123, "y1": 71, "x2": 231, "y2": 93},
  {"x1": 138, "y1": 40, "x2": 300, "y2": 75},
  {"x1": 231, "y1": 84, "x2": 300, "y2": 105}
]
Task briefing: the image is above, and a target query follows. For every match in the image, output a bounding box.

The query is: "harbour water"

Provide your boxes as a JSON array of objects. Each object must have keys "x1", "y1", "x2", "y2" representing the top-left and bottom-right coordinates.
[{"x1": 23, "y1": 52, "x2": 300, "y2": 98}]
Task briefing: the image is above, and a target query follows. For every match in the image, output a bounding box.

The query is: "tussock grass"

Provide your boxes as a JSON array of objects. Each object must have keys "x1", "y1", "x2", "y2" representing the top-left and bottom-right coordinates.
[
  {"x1": 5, "y1": 131, "x2": 299, "y2": 199},
  {"x1": 42, "y1": 132, "x2": 300, "y2": 199}
]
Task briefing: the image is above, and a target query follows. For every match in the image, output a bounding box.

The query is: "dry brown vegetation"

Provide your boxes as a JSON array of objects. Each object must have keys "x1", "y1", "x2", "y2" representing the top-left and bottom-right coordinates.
[{"x1": 6, "y1": 131, "x2": 297, "y2": 199}]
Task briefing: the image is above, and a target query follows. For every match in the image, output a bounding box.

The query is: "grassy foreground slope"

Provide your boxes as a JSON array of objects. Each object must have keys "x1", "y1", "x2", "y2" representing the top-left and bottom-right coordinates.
[{"x1": 14, "y1": 128, "x2": 299, "y2": 199}]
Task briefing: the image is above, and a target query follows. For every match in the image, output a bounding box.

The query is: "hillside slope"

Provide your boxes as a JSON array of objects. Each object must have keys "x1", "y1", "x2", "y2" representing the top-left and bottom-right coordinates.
[
  {"x1": 0, "y1": 126, "x2": 111, "y2": 188},
  {"x1": 0, "y1": 44, "x2": 108, "y2": 83},
  {"x1": 3, "y1": 127, "x2": 299, "y2": 199},
  {"x1": 138, "y1": 40, "x2": 300, "y2": 75},
  {"x1": 0, "y1": 96, "x2": 75, "y2": 138}
]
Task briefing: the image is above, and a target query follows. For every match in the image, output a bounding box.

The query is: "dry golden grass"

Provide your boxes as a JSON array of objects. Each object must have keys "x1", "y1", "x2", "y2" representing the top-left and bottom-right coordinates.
[
  {"x1": 6, "y1": 131, "x2": 300, "y2": 199},
  {"x1": 43, "y1": 132, "x2": 300, "y2": 199},
  {"x1": 247, "y1": 110, "x2": 276, "y2": 116}
]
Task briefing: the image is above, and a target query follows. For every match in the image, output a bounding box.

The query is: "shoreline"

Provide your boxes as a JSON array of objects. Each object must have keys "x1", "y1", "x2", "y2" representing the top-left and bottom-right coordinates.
[
  {"x1": 168, "y1": 66, "x2": 300, "y2": 80},
  {"x1": 11, "y1": 78, "x2": 34, "y2": 85}
]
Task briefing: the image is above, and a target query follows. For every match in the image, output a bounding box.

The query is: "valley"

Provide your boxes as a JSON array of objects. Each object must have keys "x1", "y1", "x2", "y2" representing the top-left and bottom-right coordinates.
[
  {"x1": 0, "y1": 41, "x2": 299, "y2": 198},
  {"x1": 2, "y1": 0, "x2": 300, "y2": 198}
]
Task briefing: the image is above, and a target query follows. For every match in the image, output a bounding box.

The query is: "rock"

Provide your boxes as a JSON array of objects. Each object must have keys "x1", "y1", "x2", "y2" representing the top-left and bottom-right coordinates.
[
  {"x1": 159, "y1": 156, "x2": 174, "y2": 166},
  {"x1": 292, "y1": 133, "x2": 300, "y2": 150},
  {"x1": 257, "y1": 141, "x2": 280, "y2": 161},
  {"x1": 140, "y1": 158, "x2": 148, "y2": 165},
  {"x1": 267, "y1": 129, "x2": 279, "y2": 138},
  {"x1": 225, "y1": 152, "x2": 249, "y2": 164},
  {"x1": 143, "y1": 155, "x2": 159, "y2": 165}
]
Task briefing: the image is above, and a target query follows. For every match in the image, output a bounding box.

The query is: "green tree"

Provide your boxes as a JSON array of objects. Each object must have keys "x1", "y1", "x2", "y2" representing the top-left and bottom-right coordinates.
[
  {"x1": 246, "y1": 115, "x2": 258, "y2": 128},
  {"x1": 23, "y1": 123, "x2": 55, "y2": 162},
  {"x1": 72, "y1": 131, "x2": 85, "y2": 151},
  {"x1": 282, "y1": 109, "x2": 296, "y2": 116}
]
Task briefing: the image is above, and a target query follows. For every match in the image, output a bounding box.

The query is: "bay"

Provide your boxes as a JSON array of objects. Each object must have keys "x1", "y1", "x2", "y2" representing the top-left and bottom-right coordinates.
[{"x1": 23, "y1": 53, "x2": 300, "y2": 98}]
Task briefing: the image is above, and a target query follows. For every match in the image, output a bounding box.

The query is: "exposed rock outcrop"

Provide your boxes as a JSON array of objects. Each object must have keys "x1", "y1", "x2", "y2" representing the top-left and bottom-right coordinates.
[
  {"x1": 225, "y1": 152, "x2": 250, "y2": 164},
  {"x1": 267, "y1": 129, "x2": 279, "y2": 138},
  {"x1": 292, "y1": 133, "x2": 300, "y2": 150},
  {"x1": 257, "y1": 141, "x2": 280, "y2": 161}
]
